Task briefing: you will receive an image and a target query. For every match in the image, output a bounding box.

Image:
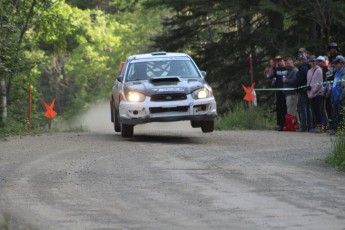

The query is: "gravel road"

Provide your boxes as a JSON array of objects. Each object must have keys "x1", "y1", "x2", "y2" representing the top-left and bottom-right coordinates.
[{"x1": 1, "y1": 104, "x2": 345, "y2": 230}]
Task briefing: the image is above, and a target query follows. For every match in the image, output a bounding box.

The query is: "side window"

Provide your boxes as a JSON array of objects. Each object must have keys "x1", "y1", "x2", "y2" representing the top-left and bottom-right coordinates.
[
  {"x1": 127, "y1": 62, "x2": 149, "y2": 81},
  {"x1": 126, "y1": 64, "x2": 134, "y2": 80}
]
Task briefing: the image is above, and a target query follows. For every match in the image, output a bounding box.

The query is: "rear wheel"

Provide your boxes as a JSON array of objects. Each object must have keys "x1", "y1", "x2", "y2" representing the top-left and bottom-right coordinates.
[
  {"x1": 201, "y1": 120, "x2": 214, "y2": 133},
  {"x1": 121, "y1": 123, "x2": 134, "y2": 137}
]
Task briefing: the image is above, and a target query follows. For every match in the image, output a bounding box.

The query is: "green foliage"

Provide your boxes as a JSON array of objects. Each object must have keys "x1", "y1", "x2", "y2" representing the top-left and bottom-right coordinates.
[
  {"x1": 1, "y1": 0, "x2": 163, "y2": 131},
  {"x1": 215, "y1": 103, "x2": 275, "y2": 130},
  {"x1": 31, "y1": 1, "x2": 80, "y2": 51},
  {"x1": 324, "y1": 110, "x2": 345, "y2": 171},
  {"x1": 325, "y1": 136, "x2": 345, "y2": 171}
]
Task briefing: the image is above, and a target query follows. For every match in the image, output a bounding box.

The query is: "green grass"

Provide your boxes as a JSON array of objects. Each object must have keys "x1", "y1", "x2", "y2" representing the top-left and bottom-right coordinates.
[
  {"x1": 324, "y1": 108, "x2": 345, "y2": 171},
  {"x1": 0, "y1": 116, "x2": 85, "y2": 138},
  {"x1": 325, "y1": 131, "x2": 345, "y2": 172},
  {"x1": 215, "y1": 103, "x2": 275, "y2": 130}
]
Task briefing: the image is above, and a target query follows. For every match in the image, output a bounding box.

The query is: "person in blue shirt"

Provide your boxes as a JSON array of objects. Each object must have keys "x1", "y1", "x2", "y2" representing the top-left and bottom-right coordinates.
[{"x1": 329, "y1": 55, "x2": 345, "y2": 134}]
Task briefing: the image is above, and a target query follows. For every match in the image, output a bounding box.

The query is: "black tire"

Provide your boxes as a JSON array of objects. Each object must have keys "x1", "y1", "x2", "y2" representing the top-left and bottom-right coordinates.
[
  {"x1": 110, "y1": 100, "x2": 114, "y2": 122},
  {"x1": 190, "y1": 120, "x2": 201, "y2": 128},
  {"x1": 201, "y1": 120, "x2": 214, "y2": 133},
  {"x1": 121, "y1": 123, "x2": 134, "y2": 137},
  {"x1": 111, "y1": 100, "x2": 121, "y2": 132}
]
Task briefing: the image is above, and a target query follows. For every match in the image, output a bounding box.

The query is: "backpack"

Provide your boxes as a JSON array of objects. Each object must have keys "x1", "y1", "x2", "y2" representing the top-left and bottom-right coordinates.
[{"x1": 283, "y1": 113, "x2": 298, "y2": 132}]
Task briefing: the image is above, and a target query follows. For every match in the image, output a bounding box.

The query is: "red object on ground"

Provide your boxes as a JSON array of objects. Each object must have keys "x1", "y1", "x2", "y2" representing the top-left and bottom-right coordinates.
[
  {"x1": 43, "y1": 99, "x2": 57, "y2": 119},
  {"x1": 283, "y1": 113, "x2": 298, "y2": 132}
]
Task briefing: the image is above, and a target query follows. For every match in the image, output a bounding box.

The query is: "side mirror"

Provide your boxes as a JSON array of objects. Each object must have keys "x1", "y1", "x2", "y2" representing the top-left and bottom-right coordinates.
[
  {"x1": 200, "y1": 71, "x2": 207, "y2": 78},
  {"x1": 117, "y1": 76, "x2": 123, "y2": 83}
]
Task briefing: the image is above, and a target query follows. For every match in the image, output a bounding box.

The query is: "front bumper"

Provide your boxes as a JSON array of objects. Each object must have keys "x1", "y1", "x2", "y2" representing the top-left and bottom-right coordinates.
[{"x1": 119, "y1": 95, "x2": 217, "y2": 125}]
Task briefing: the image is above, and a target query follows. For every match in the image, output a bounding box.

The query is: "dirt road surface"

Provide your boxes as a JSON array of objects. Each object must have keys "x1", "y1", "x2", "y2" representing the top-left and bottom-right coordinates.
[{"x1": 1, "y1": 103, "x2": 345, "y2": 230}]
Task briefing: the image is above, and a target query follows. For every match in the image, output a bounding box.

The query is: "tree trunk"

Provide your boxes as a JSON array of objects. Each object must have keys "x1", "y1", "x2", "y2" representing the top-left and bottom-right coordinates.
[{"x1": 0, "y1": 76, "x2": 7, "y2": 123}]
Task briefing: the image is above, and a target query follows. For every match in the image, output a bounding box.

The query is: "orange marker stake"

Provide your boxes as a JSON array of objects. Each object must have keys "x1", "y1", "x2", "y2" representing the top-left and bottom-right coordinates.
[
  {"x1": 43, "y1": 99, "x2": 57, "y2": 129},
  {"x1": 242, "y1": 83, "x2": 256, "y2": 102}
]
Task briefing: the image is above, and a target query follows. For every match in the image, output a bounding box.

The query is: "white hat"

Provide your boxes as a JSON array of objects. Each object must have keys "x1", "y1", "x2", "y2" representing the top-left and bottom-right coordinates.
[{"x1": 316, "y1": 56, "x2": 325, "y2": 62}]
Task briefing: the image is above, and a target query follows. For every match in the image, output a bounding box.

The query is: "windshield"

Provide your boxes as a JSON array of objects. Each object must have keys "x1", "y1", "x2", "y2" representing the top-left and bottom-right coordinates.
[{"x1": 125, "y1": 58, "x2": 200, "y2": 81}]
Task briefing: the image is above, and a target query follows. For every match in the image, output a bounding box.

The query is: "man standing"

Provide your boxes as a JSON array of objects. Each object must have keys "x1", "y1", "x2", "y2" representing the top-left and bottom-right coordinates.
[
  {"x1": 272, "y1": 55, "x2": 288, "y2": 131},
  {"x1": 317, "y1": 56, "x2": 331, "y2": 131},
  {"x1": 295, "y1": 54, "x2": 312, "y2": 132},
  {"x1": 282, "y1": 57, "x2": 298, "y2": 117},
  {"x1": 329, "y1": 55, "x2": 345, "y2": 134},
  {"x1": 328, "y1": 43, "x2": 341, "y2": 64},
  {"x1": 307, "y1": 56, "x2": 324, "y2": 132}
]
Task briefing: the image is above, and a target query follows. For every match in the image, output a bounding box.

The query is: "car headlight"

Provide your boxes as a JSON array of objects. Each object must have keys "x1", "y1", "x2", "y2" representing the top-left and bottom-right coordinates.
[
  {"x1": 126, "y1": 91, "x2": 146, "y2": 102},
  {"x1": 192, "y1": 87, "x2": 212, "y2": 99}
]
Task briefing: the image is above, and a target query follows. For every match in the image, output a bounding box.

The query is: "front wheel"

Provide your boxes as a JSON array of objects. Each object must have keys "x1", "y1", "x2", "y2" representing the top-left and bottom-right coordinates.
[
  {"x1": 201, "y1": 120, "x2": 214, "y2": 133},
  {"x1": 121, "y1": 123, "x2": 134, "y2": 137},
  {"x1": 190, "y1": 120, "x2": 201, "y2": 128},
  {"x1": 112, "y1": 101, "x2": 121, "y2": 132}
]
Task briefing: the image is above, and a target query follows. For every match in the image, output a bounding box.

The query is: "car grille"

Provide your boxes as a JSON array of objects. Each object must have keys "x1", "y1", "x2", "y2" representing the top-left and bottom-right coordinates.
[
  {"x1": 150, "y1": 93, "x2": 187, "y2": 102},
  {"x1": 149, "y1": 106, "x2": 189, "y2": 114}
]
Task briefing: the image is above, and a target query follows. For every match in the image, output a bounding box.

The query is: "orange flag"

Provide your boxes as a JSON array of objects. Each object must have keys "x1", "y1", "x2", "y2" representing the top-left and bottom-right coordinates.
[
  {"x1": 43, "y1": 99, "x2": 57, "y2": 119},
  {"x1": 242, "y1": 83, "x2": 256, "y2": 102}
]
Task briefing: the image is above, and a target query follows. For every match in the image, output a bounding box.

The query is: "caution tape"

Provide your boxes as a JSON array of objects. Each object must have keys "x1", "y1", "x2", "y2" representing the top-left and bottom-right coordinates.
[
  {"x1": 253, "y1": 79, "x2": 345, "y2": 92},
  {"x1": 255, "y1": 88, "x2": 294, "y2": 91}
]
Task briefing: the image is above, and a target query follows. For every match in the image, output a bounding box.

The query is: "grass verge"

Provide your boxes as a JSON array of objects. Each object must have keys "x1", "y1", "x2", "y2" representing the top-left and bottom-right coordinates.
[
  {"x1": 324, "y1": 134, "x2": 345, "y2": 171},
  {"x1": 0, "y1": 116, "x2": 85, "y2": 138},
  {"x1": 215, "y1": 103, "x2": 275, "y2": 130}
]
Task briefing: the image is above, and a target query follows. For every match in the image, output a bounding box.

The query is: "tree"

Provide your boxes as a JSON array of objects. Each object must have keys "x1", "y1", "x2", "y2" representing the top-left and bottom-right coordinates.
[
  {"x1": 37, "y1": 1, "x2": 163, "y2": 116},
  {"x1": 1, "y1": 0, "x2": 163, "y2": 129},
  {"x1": 0, "y1": 0, "x2": 53, "y2": 124},
  {"x1": 144, "y1": 0, "x2": 345, "y2": 113}
]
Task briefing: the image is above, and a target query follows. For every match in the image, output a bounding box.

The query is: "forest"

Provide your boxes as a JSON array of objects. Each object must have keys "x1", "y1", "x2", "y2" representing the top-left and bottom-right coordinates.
[{"x1": 1, "y1": 0, "x2": 345, "y2": 130}]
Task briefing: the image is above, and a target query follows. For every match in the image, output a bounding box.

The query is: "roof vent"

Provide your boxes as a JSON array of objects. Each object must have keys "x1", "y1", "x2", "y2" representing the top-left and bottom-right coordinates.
[{"x1": 151, "y1": 51, "x2": 167, "y2": 56}]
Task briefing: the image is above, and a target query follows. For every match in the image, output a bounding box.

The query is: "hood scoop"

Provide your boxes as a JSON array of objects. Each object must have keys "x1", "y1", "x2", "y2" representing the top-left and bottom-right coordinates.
[{"x1": 150, "y1": 77, "x2": 181, "y2": 84}]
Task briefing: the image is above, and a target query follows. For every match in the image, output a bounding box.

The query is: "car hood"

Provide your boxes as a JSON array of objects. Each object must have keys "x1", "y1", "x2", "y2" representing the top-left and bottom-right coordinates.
[{"x1": 123, "y1": 77, "x2": 206, "y2": 96}]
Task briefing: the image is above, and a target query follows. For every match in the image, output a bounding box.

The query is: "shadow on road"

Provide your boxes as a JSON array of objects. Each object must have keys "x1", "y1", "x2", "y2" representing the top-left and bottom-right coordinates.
[{"x1": 126, "y1": 134, "x2": 204, "y2": 144}]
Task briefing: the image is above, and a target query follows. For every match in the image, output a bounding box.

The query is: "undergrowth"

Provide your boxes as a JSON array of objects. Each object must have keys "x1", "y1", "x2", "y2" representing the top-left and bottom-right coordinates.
[
  {"x1": 215, "y1": 103, "x2": 275, "y2": 130},
  {"x1": 0, "y1": 115, "x2": 85, "y2": 138},
  {"x1": 324, "y1": 111, "x2": 345, "y2": 171}
]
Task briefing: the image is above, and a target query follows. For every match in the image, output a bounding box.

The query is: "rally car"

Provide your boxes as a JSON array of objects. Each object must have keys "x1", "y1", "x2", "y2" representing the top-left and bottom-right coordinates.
[{"x1": 110, "y1": 52, "x2": 217, "y2": 137}]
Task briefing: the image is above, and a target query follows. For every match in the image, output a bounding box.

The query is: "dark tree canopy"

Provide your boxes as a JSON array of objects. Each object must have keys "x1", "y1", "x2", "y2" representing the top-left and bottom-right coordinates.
[{"x1": 144, "y1": 0, "x2": 345, "y2": 112}]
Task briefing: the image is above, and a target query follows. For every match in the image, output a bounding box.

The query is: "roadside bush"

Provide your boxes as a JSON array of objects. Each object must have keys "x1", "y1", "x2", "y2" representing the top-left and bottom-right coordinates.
[
  {"x1": 0, "y1": 104, "x2": 85, "y2": 138},
  {"x1": 215, "y1": 103, "x2": 275, "y2": 130},
  {"x1": 325, "y1": 113, "x2": 345, "y2": 171}
]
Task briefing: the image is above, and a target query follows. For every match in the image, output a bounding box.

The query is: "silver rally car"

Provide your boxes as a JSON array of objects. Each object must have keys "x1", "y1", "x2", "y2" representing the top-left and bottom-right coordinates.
[{"x1": 110, "y1": 52, "x2": 217, "y2": 137}]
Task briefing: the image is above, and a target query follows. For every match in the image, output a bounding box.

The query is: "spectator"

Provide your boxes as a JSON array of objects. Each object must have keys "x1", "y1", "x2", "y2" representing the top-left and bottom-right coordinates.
[
  {"x1": 327, "y1": 42, "x2": 341, "y2": 64},
  {"x1": 264, "y1": 58, "x2": 276, "y2": 80},
  {"x1": 282, "y1": 57, "x2": 298, "y2": 117},
  {"x1": 316, "y1": 56, "x2": 330, "y2": 131},
  {"x1": 323, "y1": 55, "x2": 334, "y2": 123},
  {"x1": 272, "y1": 55, "x2": 288, "y2": 131},
  {"x1": 295, "y1": 54, "x2": 312, "y2": 132},
  {"x1": 307, "y1": 55, "x2": 324, "y2": 132},
  {"x1": 329, "y1": 55, "x2": 345, "y2": 134},
  {"x1": 316, "y1": 56, "x2": 329, "y2": 80},
  {"x1": 297, "y1": 48, "x2": 311, "y2": 58}
]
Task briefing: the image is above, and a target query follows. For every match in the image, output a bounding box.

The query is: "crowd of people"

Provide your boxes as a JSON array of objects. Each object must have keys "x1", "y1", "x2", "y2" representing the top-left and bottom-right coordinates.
[{"x1": 264, "y1": 43, "x2": 345, "y2": 134}]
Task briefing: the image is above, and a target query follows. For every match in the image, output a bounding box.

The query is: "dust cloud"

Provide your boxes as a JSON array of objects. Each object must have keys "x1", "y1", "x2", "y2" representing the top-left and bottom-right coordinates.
[{"x1": 72, "y1": 101, "x2": 198, "y2": 134}]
